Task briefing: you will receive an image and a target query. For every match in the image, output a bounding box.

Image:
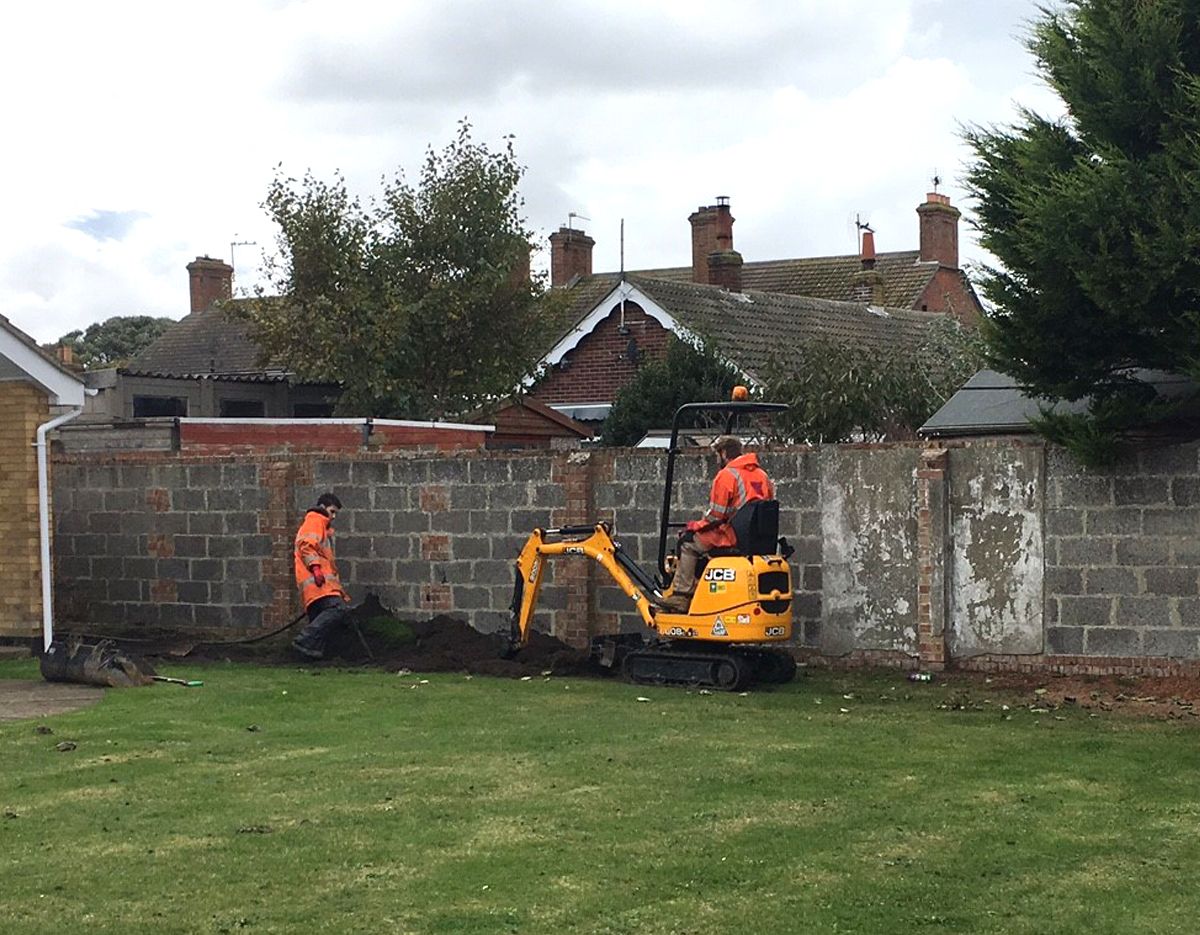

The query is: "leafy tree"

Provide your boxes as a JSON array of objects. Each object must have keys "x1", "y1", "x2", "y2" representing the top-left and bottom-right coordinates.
[
  {"x1": 963, "y1": 0, "x2": 1200, "y2": 464},
  {"x1": 243, "y1": 122, "x2": 552, "y2": 418},
  {"x1": 600, "y1": 338, "x2": 741, "y2": 446},
  {"x1": 764, "y1": 319, "x2": 986, "y2": 442},
  {"x1": 599, "y1": 322, "x2": 983, "y2": 447},
  {"x1": 56, "y1": 315, "x2": 175, "y2": 369}
]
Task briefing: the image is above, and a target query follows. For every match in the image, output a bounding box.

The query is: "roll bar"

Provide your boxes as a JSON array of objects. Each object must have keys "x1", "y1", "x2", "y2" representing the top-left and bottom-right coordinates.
[{"x1": 655, "y1": 401, "x2": 788, "y2": 582}]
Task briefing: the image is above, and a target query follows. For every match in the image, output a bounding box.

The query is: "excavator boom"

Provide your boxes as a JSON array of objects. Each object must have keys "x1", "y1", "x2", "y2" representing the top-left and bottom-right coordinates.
[{"x1": 509, "y1": 523, "x2": 655, "y2": 650}]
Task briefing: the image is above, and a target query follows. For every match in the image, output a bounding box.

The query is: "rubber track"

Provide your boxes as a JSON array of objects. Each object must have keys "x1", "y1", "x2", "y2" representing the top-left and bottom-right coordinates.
[{"x1": 622, "y1": 648, "x2": 749, "y2": 691}]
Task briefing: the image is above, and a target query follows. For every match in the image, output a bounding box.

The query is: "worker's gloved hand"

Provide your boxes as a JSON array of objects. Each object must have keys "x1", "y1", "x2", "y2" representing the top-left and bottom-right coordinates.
[
  {"x1": 309, "y1": 564, "x2": 325, "y2": 587},
  {"x1": 686, "y1": 520, "x2": 704, "y2": 533}
]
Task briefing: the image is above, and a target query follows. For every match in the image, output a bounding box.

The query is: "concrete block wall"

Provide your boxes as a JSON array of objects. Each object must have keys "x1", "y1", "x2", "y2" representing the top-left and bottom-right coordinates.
[
  {"x1": 0, "y1": 383, "x2": 49, "y2": 639},
  {"x1": 293, "y1": 453, "x2": 566, "y2": 638},
  {"x1": 47, "y1": 438, "x2": 1200, "y2": 673},
  {"x1": 51, "y1": 444, "x2": 917, "y2": 656},
  {"x1": 1043, "y1": 443, "x2": 1200, "y2": 659},
  {"x1": 53, "y1": 451, "x2": 576, "y2": 641},
  {"x1": 54, "y1": 458, "x2": 276, "y2": 634}
]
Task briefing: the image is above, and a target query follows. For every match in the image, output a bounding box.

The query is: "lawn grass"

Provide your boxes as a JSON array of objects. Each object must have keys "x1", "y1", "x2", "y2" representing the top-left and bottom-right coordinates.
[{"x1": 2, "y1": 658, "x2": 1199, "y2": 934}]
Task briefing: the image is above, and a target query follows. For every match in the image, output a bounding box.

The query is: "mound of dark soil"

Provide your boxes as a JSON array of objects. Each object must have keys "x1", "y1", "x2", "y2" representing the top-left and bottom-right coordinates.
[{"x1": 168, "y1": 593, "x2": 597, "y2": 679}]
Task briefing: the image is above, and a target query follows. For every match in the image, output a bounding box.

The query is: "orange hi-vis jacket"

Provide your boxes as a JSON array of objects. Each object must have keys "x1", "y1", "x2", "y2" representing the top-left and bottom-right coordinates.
[
  {"x1": 294, "y1": 509, "x2": 349, "y2": 610},
  {"x1": 697, "y1": 453, "x2": 774, "y2": 550}
]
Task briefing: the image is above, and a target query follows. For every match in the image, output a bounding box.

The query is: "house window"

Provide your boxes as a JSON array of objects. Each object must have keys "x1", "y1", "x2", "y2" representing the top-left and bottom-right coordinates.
[
  {"x1": 219, "y1": 399, "x2": 266, "y2": 418},
  {"x1": 293, "y1": 402, "x2": 336, "y2": 418},
  {"x1": 133, "y1": 395, "x2": 187, "y2": 418}
]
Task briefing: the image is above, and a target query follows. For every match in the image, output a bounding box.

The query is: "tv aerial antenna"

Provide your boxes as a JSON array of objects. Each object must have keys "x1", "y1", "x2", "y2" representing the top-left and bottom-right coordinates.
[{"x1": 230, "y1": 239, "x2": 257, "y2": 290}]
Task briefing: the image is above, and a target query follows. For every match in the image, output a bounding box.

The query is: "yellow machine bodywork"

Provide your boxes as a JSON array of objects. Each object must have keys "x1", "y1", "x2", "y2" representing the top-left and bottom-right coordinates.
[
  {"x1": 655, "y1": 554, "x2": 792, "y2": 643},
  {"x1": 510, "y1": 523, "x2": 793, "y2": 649}
]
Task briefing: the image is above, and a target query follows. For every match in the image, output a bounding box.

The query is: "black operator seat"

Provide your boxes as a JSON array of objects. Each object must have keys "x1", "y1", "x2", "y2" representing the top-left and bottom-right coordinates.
[{"x1": 707, "y1": 499, "x2": 780, "y2": 557}]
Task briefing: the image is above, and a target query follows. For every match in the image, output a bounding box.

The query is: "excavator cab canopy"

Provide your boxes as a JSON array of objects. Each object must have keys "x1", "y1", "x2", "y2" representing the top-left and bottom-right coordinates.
[{"x1": 655, "y1": 400, "x2": 789, "y2": 585}]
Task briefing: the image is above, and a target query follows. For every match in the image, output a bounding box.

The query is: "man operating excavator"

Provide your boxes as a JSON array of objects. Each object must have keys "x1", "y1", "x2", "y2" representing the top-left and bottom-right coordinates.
[{"x1": 663, "y1": 435, "x2": 775, "y2": 612}]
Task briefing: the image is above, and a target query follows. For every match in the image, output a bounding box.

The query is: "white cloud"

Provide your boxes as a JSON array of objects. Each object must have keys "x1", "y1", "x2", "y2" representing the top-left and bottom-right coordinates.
[{"x1": 0, "y1": 0, "x2": 1050, "y2": 342}]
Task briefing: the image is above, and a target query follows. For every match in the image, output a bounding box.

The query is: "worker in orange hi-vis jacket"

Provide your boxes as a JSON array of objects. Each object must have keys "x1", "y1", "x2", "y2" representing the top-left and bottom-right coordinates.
[
  {"x1": 664, "y1": 435, "x2": 774, "y2": 612},
  {"x1": 292, "y1": 492, "x2": 351, "y2": 659}
]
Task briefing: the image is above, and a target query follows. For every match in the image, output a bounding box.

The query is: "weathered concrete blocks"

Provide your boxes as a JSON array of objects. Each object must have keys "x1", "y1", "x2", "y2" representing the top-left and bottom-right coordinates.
[{"x1": 1085, "y1": 627, "x2": 1140, "y2": 655}]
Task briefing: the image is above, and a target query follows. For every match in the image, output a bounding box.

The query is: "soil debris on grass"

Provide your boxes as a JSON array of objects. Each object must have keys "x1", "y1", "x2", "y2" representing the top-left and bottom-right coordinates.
[
  {"x1": 172, "y1": 593, "x2": 598, "y2": 679},
  {"x1": 933, "y1": 671, "x2": 1200, "y2": 721}
]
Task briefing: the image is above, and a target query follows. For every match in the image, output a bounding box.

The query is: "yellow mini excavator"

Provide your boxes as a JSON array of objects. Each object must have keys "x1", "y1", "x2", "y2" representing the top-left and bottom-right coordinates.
[{"x1": 507, "y1": 395, "x2": 796, "y2": 690}]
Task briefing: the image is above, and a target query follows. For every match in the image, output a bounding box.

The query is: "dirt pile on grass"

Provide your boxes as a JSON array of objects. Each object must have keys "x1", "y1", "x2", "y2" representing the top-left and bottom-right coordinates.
[{"x1": 176, "y1": 594, "x2": 597, "y2": 679}]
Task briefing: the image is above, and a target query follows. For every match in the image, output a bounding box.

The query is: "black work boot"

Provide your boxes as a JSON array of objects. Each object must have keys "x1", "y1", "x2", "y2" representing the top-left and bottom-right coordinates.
[{"x1": 292, "y1": 637, "x2": 324, "y2": 660}]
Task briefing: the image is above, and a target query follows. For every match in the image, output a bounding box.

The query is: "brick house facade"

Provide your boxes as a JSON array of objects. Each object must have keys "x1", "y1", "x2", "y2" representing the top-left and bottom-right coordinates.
[
  {"x1": 0, "y1": 383, "x2": 49, "y2": 640},
  {"x1": 0, "y1": 315, "x2": 86, "y2": 643},
  {"x1": 533, "y1": 302, "x2": 673, "y2": 407}
]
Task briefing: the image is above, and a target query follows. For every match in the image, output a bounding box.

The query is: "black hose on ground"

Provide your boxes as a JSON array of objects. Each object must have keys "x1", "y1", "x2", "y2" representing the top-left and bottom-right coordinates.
[{"x1": 57, "y1": 610, "x2": 309, "y2": 649}]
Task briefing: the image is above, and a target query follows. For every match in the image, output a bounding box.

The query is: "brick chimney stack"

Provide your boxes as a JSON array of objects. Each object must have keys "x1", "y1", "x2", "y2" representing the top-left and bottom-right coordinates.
[
  {"x1": 549, "y1": 227, "x2": 595, "y2": 287},
  {"x1": 187, "y1": 256, "x2": 233, "y2": 313},
  {"x1": 916, "y1": 192, "x2": 960, "y2": 268},
  {"x1": 690, "y1": 196, "x2": 735, "y2": 283},
  {"x1": 850, "y1": 228, "x2": 885, "y2": 304},
  {"x1": 707, "y1": 251, "x2": 744, "y2": 292}
]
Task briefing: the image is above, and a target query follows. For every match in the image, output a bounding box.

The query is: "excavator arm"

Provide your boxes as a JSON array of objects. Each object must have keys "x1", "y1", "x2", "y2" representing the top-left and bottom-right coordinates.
[{"x1": 508, "y1": 523, "x2": 659, "y2": 652}]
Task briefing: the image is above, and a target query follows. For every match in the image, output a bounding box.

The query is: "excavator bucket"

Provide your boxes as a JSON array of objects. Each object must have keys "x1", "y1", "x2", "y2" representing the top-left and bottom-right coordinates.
[
  {"x1": 498, "y1": 567, "x2": 525, "y2": 659},
  {"x1": 40, "y1": 639, "x2": 156, "y2": 688}
]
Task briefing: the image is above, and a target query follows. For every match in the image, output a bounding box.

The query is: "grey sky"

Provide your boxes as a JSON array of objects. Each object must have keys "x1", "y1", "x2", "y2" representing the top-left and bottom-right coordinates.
[{"x1": 0, "y1": 0, "x2": 1057, "y2": 343}]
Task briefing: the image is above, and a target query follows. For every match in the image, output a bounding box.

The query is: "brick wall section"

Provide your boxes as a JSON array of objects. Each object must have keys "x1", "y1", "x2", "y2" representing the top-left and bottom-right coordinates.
[
  {"x1": 0, "y1": 383, "x2": 49, "y2": 639},
  {"x1": 1044, "y1": 443, "x2": 1200, "y2": 659},
  {"x1": 532, "y1": 303, "x2": 673, "y2": 405},
  {"x1": 915, "y1": 267, "x2": 982, "y2": 324},
  {"x1": 180, "y1": 422, "x2": 489, "y2": 452},
  {"x1": 551, "y1": 452, "x2": 604, "y2": 645}
]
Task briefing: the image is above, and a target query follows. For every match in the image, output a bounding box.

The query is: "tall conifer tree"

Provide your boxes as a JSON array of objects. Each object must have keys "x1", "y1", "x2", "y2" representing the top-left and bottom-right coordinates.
[{"x1": 964, "y1": 0, "x2": 1200, "y2": 462}]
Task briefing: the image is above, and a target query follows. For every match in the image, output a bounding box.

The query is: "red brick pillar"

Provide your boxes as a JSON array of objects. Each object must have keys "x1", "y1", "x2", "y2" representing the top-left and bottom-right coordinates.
[
  {"x1": 260, "y1": 459, "x2": 312, "y2": 630},
  {"x1": 419, "y1": 485, "x2": 453, "y2": 613},
  {"x1": 551, "y1": 452, "x2": 596, "y2": 647},
  {"x1": 916, "y1": 448, "x2": 949, "y2": 670}
]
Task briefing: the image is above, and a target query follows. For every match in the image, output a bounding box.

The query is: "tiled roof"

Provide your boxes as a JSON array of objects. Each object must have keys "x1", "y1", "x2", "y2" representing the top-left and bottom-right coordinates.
[
  {"x1": 123, "y1": 304, "x2": 285, "y2": 380},
  {"x1": 621, "y1": 276, "x2": 945, "y2": 382},
  {"x1": 920, "y1": 369, "x2": 1199, "y2": 437},
  {"x1": 622, "y1": 250, "x2": 942, "y2": 309}
]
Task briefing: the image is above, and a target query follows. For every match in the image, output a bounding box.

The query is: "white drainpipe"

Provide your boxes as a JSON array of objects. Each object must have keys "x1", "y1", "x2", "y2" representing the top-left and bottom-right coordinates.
[{"x1": 36, "y1": 407, "x2": 85, "y2": 652}]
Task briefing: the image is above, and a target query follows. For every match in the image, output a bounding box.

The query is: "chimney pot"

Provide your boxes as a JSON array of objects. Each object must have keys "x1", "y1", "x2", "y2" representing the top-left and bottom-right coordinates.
[{"x1": 861, "y1": 229, "x2": 877, "y2": 270}]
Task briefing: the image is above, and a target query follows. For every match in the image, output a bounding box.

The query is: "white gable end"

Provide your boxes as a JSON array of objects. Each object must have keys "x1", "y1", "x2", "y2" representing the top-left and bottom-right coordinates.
[{"x1": 0, "y1": 325, "x2": 85, "y2": 406}]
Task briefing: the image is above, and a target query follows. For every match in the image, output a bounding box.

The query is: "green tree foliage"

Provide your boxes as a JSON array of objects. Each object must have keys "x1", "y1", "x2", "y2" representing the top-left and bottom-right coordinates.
[
  {"x1": 243, "y1": 122, "x2": 550, "y2": 418},
  {"x1": 600, "y1": 338, "x2": 741, "y2": 446},
  {"x1": 764, "y1": 320, "x2": 986, "y2": 442},
  {"x1": 56, "y1": 315, "x2": 175, "y2": 369},
  {"x1": 963, "y1": 0, "x2": 1200, "y2": 463}
]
